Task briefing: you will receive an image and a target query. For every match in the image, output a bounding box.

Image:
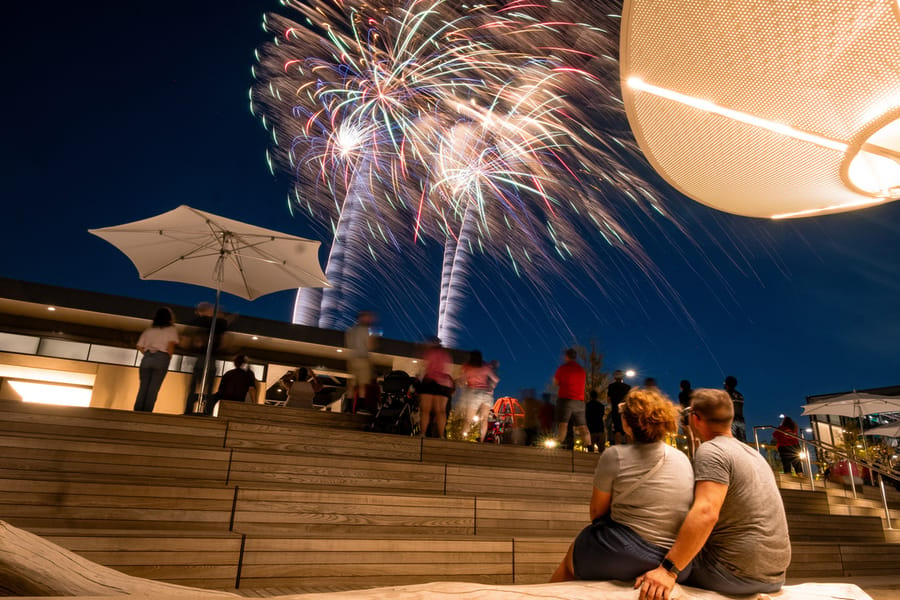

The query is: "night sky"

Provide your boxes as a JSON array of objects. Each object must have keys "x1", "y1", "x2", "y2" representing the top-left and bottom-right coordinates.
[{"x1": 3, "y1": 1, "x2": 899, "y2": 434}]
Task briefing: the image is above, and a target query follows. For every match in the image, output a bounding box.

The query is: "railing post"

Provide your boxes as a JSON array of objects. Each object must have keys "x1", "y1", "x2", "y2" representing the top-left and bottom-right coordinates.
[
  {"x1": 803, "y1": 440, "x2": 815, "y2": 490},
  {"x1": 878, "y1": 473, "x2": 894, "y2": 529},
  {"x1": 848, "y1": 460, "x2": 858, "y2": 498}
]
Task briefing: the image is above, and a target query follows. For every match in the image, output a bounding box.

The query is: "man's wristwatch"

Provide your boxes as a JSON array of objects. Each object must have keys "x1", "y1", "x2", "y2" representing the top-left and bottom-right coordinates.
[{"x1": 660, "y1": 557, "x2": 681, "y2": 577}]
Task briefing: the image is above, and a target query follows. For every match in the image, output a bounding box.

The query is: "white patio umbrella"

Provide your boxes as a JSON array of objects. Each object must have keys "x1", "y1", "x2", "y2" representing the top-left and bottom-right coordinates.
[
  {"x1": 867, "y1": 422, "x2": 900, "y2": 438},
  {"x1": 802, "y1": 392, "x2": 900, "y2": 418},
  {"x1": 90, "y1": 205, "x2": 331, "y2": 407},
  {"x1": 802, "y1": 392, "x2": 900, "y2": 457}
]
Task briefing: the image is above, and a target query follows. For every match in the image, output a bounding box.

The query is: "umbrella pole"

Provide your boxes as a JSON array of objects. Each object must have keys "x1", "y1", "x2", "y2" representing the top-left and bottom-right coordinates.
[{"x1": 197, "y1": 250, "x2": 226, "y2": 414}]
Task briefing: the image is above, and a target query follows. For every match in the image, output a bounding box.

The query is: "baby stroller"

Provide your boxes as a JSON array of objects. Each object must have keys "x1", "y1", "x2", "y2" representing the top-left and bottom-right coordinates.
[{"x1": 370, "y1": 370, "x2": 418, "y2": 436}]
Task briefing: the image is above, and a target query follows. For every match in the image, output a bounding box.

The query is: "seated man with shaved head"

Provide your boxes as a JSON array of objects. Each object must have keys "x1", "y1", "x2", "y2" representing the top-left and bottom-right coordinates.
[{"x1": 635, "y1": 389, "x2": 790, "y2": 600}]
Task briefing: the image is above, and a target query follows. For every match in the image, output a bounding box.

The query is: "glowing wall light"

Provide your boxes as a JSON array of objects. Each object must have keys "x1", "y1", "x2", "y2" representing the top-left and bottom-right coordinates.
[{"x1": 8, "y1": 381, "x2": 92, "y2": 407}]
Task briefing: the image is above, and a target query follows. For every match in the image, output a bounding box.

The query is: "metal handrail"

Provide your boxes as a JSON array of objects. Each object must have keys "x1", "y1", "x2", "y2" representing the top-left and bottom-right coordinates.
[{"x1": 754, "y1": 425, "x2": 897, "y2": 529}]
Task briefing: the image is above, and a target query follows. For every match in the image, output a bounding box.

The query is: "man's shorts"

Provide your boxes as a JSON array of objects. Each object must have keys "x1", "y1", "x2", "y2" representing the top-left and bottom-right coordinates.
[
  {"x1": 556, "y1": 398, "x2": 586, "y2": 427},
  {"x1": 687, "y1": 551, "x2": 783, "y2": 595},
  {"x1": 349, "y1": 357, "x2": 372, "y2": 387},
  {"x1": 455, "y1": 388, "x2": 493, "y2": 416}
]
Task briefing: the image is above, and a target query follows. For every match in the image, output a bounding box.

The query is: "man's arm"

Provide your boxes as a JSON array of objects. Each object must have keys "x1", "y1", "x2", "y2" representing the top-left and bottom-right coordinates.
[{"x1": 635, "y1": 480, "x2": 727, "y2": 600}]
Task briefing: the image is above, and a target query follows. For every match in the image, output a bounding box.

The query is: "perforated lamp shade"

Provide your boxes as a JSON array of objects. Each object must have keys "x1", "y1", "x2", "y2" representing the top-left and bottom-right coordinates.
[{"x1": 620, "y1": 0, "x2": 900, "y2": 218}]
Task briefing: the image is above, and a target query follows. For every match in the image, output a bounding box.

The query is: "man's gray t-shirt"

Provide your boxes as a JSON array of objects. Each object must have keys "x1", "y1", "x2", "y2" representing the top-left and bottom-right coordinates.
[
  {"x1": 593, "y1": 442, "x2": 694, "y2": 548},
  {"x1": 694, "y1": 436, "x2": 791, "y2": 582}
]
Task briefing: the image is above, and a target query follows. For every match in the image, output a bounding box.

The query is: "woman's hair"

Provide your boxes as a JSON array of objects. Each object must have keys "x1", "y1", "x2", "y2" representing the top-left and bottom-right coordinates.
[
  {"x1": 466, "y1": 350, "x2": 483, "y2": 367},
  {"x1": 621, "y1": 387, "x2": 680, "y2": 443},
  {"x1": 151, "y1": 307, "x2": 174, "y2": 328},
  {"x1": 296, "y1": 367, "x2": 309, "y2": 381},
  {"x1": 781, "y1": 416, "x2": 796, "y2": 430}
]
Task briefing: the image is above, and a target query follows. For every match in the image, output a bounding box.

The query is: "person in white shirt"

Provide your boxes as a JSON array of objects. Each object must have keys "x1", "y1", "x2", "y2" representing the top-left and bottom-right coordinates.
[{"x1": 134, "y1": 307, "x2": 179, "y2": 412}]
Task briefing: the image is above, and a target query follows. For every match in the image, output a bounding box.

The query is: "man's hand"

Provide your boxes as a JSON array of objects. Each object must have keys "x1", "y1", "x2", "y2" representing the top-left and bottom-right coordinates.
[{"x1": 634, "y1": 565, "x2": 676, "y2": 600}]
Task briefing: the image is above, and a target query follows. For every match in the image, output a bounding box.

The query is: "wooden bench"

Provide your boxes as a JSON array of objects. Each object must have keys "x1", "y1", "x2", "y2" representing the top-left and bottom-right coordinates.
[
  {"x1": 232, "y1": 487, "x2": 474, "y2": 536},
  {"x1": 0, "y1": 478, "x2": 235, "y2": 531},
  {"x1": 217, "y1": 401, "x2": 371, "y2": 431},
  {"x1": 445, "y1": 464, "x2": 593, "y2": 502},
  {"x1": 0, "y1": 399, "x2": 227, "y2": 448},
  {"x1": 223, "y1": 421, "x2": 422, "y2": 462},
  {"x1": 227, "y1": 449, "x2": 446, "y2": 494},
  {"x1": 236, "y1": 535, "x2": 514, "y2": 590},
  {"x1": 40, "y1": 528, "x2": 244, "y2": 590},
  {"x1": 0, "y1": 435, "x2": 232, "y2": 486}
]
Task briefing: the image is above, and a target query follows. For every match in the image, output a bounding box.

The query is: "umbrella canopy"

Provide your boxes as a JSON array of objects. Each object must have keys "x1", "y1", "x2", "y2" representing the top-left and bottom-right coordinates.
[
  {"x1": 802, "y1": 392, "x2": 900, "y2": 418},
  {"x1": 867, "y1": 422, "x2": 900, "y2": 438},
  {"x1": 89, "y1": 205, "x2": 330, "y2": 300}
]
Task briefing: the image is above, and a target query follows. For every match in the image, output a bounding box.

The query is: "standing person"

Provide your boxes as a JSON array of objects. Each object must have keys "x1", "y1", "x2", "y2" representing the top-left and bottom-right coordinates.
[
  {"x1": 584, "y1": 389, "x2": 606, "y2": 452},
  {"x1": 724, "y1": 375, "x2": 746, "y2": 442},
  {"x1": 346, "y1": 311, "x2": 376, "y2": 411},
  {"x1": 418, "y1": 336, "x2": 453, "y2": 438},
  {"x1": 773, "y1": 416, "x2": 803, "y2": 475},
  {"x1": 678, "y1": 379, "x2": 693, "y2": 435},
  {"x1": 606, "y1": 371, "x2": 631, "y2": 445},
  {"x1": 635, "y1": 388, "x2": 790, "y2": 599},
  {"x1": 183, "y1": 301, "x2": 229, "y2": 415},
  {"x1": 210, "y1": 354, "x2": 258, "y2": 414},
  {"x1": 456, "y1": 350, "x2": 499, "y2": 442},
  {"x1": 554, "y1": 348, "x2": 590, "y2": 448},
  {"x1": 677, "y1": 380, "x2": 692, "y2": 411},
  {"x1": 550, "y1": 388, "x2": 694, "y2": 583},
  {"x1": 134, "y1": 307, "x2": 179, "y2": 413}
]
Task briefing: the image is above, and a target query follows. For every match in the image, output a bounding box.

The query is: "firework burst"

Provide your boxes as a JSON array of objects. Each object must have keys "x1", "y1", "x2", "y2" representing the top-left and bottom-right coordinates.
[{"x1": 252, "y1": 0, "x2": 666, "y2": 345}]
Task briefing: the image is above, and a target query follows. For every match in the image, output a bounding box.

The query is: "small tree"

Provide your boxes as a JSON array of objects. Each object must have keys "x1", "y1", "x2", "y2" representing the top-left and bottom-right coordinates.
[{"x1": 574, "y1": 338, "x2": 609, "y2": 401}]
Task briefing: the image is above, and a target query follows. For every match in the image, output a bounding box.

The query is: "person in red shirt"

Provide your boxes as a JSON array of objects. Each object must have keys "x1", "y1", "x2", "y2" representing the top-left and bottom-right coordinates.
[{"x1": 554, "y1": 348, "x2": 590, "y2": 448}]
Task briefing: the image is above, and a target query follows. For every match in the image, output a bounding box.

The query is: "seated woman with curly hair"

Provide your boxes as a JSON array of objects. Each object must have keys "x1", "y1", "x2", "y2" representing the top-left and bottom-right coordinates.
[{"x1": 550, "y1": 387, "x2": 693, "y2": 583}]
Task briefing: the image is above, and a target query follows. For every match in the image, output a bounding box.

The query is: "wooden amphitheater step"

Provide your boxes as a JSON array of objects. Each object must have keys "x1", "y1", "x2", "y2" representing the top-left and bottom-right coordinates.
[
  {"x1": 232, "y1": 487, "x2": 476, "y2": 536},
  {"x1": 37, "y1": 528, "x2": 244, "y2": 590},
  {"x1": 217, "y1": 400, "x2": 371, "y2": 431},
  {"x1": 0, "y1": 398, "x2": 227, "y2": 447},
  {"x1": 775, "y1": 472, "x2": 900, "y2": 508},
  {"x1": 788, "y1": 542, "x2": 900, "y2": 579},
  {"x1": 0, "y1": 478, "x2": 236, "y2": 531},
  {"x1": 223, "y1": 420, "x2": 422, "y2": 462},
  {"x1": 235, "y1": 535, "x2": 517, "y2": 590},
  {"x1": 0, "y1": 434, "x2": 232, "y2": 485}
]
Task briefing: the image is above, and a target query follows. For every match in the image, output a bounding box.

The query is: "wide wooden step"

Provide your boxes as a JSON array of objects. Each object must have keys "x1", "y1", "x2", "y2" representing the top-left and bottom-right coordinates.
[
  {"x1": 0, "y1": 478, "x2": 235, "y2": 531},
  {"x1": 217, "y1": 401, "x2": 371, "y2": 431},
  {"x1": 0, "y1": 434, "x2": 231, "y2": 485},
  {"x1": 37, "y1": 528, "x2": 244, "y2": 590},
  {"x1": 223, "y1": 420, "x2": 422, "y2": 462},
  {"x1": 0, "y1": 399, "x2": 226, "y2": 447}
]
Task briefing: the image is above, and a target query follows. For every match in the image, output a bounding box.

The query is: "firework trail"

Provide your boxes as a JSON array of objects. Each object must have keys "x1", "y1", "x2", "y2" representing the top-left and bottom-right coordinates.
[{"x1": 253, "y1": 0, "x2": 667, "y2": 345}]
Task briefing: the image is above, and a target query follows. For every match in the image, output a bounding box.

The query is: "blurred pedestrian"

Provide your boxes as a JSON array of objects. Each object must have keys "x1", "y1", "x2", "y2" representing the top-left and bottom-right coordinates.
[
  {"x1": 724, "y1": 375, "x2": 746, "y2": 442},
  {"x1": 210, "y1": 354, "x2": 258, "y2": 414},
  {"x1": 418, "y1": 336, "x2": 453, "y2": 438},
  {"x1": 606, "y1": 371, "x2": 630, "y2": 445},
  {"x1": 182, "y1": 301, "x2": 229, "y2": 414},
  {"x1": 585, "y1": 389, "x2": 606, "y2": 452},
  {"x1": 554, "y1": 348, "x2": 590, "y2": 449},
  {"x1": 456, "y1": 350, "x2": 498, "y2": 442},
  {"x1": 134, "y1": 307, "x2": 179, "y2": 412},
  {"x1": 346, "y1": 311, "x2": 376, "y2": 411},
  {"x1": 773, "y1": 416, "x2": 803, "y2": 475}
]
